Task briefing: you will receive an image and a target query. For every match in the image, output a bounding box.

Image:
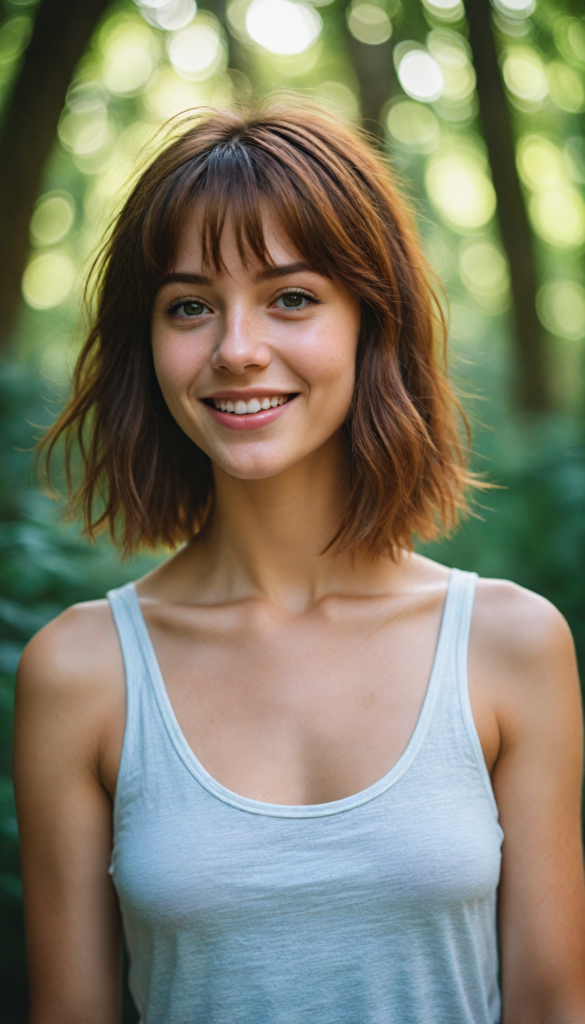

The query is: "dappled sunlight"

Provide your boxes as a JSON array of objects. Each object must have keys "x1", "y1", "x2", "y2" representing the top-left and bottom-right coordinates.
[
  {"x1": 425, "y1": 142, "x2": 496, "y2": 232},
  {"x1": 396, "y1": 44, "x2": 444, "y2": 103},
  {"x1": 22, "y1": 251, "x2": 77, "y2": 311},
  {"x1": 386, "y1": 98, "x2": 440, "y2": 153},
  {"x1": 346, "y1": 3, "x2": 392, "y2": 46},
  {"x1": 30, "y1": 193, "x2": 75, "y2": 248},
  {"x1": 421, "y1": 0, "x2": 465, "y2": 24},
  {"x1": 458, "y1": 240, "x2": 510, "y2": 314},
  {"x1": 245, "y1": 0, "x2": 321, "y2": 55},
  {"x1": 139, "y1": 0, "x2": 197, "y2": 31},
  {"x1": 537, "y1": 280, "x2": 585, "y2": 342},
  {"x1": 167, "y1": 16, "x2": 227, "y2": 79},
  {"x1": 313, "y1": 80, "x2": 360, "y2": 120},
  {"x1": 502, "y1": 47, "x2": 548, "y2": 109},
  {"x1": 517, "y1": 135, "x2": 585, "y2": 250}
]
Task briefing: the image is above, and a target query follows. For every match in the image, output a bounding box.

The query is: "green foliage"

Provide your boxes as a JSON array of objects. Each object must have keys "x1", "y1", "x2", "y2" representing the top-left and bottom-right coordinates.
[{"x1": 0, "y1": 360, "x2": 157, "y2": 1021}]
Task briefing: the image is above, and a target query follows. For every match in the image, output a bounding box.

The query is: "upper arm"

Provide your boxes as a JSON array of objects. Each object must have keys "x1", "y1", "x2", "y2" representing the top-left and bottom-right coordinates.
[
  {"x1": 14, "y1": 603, "x2": 125, "y2": 1024},
  {"x1": 474, "y1": 581, "x2": 585, "y2": 1023}
]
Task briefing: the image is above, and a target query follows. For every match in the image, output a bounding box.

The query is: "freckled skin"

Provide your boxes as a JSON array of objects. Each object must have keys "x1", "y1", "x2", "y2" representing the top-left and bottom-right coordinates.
[
  {"x1": 150, "y1": 216, "x2": 361, "y2": 482},
  {"x1": 13, "y1": 210, "x2": 585, "y2": 1023}
]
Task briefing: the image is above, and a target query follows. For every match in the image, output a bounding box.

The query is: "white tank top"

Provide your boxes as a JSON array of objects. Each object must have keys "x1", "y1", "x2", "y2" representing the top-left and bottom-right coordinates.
[{"x1": 107, "y1": 567, "x2": 503, "y2": 1024}]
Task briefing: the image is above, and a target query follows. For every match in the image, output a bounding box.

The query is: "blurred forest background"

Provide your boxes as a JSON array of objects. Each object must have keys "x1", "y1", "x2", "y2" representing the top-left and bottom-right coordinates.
[{"x1": 0, "y1": 0, "x2": 584, "y2": 1017}]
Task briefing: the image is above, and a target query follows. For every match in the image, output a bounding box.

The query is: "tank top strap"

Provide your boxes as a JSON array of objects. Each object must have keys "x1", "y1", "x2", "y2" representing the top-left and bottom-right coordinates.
[
  {"x1": 428, "y1": 568, "x2": 477, "y2": 686},
  {"x1": 107, "y1": 581, "x2": 152, "y2": 774},
  {"x1": 447, "y1": 567, "x2": 478, "y2": 668},
  {"x1": 433, "y1": 568, "x2": 499, "y2": 818}
]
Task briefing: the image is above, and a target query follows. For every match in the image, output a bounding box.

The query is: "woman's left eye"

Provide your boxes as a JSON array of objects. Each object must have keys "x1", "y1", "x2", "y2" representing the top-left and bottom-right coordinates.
[{"x1": 273, "y1": 291, "x2": 316, "y2": 310}]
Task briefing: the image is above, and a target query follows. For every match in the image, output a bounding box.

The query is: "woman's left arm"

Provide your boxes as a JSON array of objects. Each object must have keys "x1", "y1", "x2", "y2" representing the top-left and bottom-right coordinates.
[{"x1": 474, "y1": 581, "x2": 585, "y2": 1024}]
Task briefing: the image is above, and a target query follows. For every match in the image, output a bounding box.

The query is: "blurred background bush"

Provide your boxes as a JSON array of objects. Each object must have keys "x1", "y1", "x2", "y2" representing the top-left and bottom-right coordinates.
[{"x1": 0, "y1": 0, "x2": 584, "y2": 1017}]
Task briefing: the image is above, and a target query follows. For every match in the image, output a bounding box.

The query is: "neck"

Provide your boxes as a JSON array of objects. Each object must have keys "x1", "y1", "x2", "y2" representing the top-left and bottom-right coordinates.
[{"x1": 184, "y1": 434, "x2": 397, "y2": 611}]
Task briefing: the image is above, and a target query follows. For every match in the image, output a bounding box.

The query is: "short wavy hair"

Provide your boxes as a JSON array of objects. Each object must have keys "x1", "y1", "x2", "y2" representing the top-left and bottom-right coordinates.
[{"x1": 40, "y1": 103, "x2": 479, "y2": 558}]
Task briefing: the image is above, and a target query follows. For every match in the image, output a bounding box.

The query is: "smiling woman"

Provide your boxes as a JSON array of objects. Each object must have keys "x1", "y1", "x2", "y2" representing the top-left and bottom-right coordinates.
[
  {"x1": 39, "y1": 104, "x2": 472, "y2": 556},
  {"x1": 14, "y1": 104, "x2": 585, "y2": 1024}
]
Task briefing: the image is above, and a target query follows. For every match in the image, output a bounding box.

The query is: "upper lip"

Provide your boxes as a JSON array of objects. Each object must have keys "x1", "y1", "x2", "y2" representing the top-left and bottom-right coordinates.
[{"x1": 202, "y1": 388, "x2": 296, "y2": 400}]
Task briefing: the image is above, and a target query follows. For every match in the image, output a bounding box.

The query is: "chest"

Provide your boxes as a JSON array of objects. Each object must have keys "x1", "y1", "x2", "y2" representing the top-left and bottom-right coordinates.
[
  {"x1": 114, "y1": 763, "x2": 503, "y2": 934},
  {"x1": 103, "y1": 590, "x2": 500, "y2": 805},
  {"x1": 144, "y1": 599, "x2": 447, "y2": 804}
]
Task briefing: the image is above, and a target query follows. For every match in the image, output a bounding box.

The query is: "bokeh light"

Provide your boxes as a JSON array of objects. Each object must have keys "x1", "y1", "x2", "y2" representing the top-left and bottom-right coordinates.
[
  {"x1": 529, "y1": 188, "x2": 585, "y2": 250},
  {"x1": 397, "y1": 47, "x2": 443, "y2": 103},
  {"x1": 0, "y1": 15, "x2": 31, "y2": 68},
  {"x1": 58, "y1": 102, "x2": 110, "y2": 157},
  {"x1": 245, "y1": 0, "x2": 321, "y2": 55},
  {"x1": 226, "y1": 0, "x2": 251, "y2": 41},
  {"x1": 386, "y1": 98, "x2": 440, "y2": 154},
  {"x1": 22, "y1": 251, "x2": 76, "y2": 310},
  {"x1": 425, "y1": 143, "x2": 496, "y2": 231},
  {"x1": 346, "y1": 3, "x2": 392, "y2": 46},
  {"x1": 516, "y1": 134, "x2": 565, "y2": 191},
  {"x1": 144, "y1": 66, "x2": 215, "y2": 118},
  {"x1": 502, "y1": 48, "x2": 547, "y2": 107},
  {"x1": 421, "y1": 0, "x2": 464, "y2": 23},
  {"x1": 30, "y1": 192, "x2": 75, "y2": 247},
  {"x1": 537, "y1": 281, "x2": 585, "y2": 341},
  {"x1": 100, "y1": 20, "x2": 159, "y2": 96},
  {"x1": 314, "y1": 80, "x2": 359, "y2": 120},
  {"x1": 564, "y1": 137, "x2": 585, "y2": 185},
  {"x1": 516, "y1": 134, "x2": 585, "y2": 250},
  {"x1": 167, "y1": 16, "x2": 226, "y2": 79},
  {"x1": 547, "y1": 62, "x2": 585, "y2": 114},
  {"x1": 493, "y1": 0, "x2": 535, "y2": 17},
  {"x1": 427, "y1": 31, "x2": 476, "y2": 104},
  {"x1": 459, "y1": 240, "x2": 510, "y2": 313},
  {"x1": 139, "y1": 0, "x2": 197, "y2": 31},
  {"x1": 554, "y1": 17, "x2": 585, "y2": 66}
]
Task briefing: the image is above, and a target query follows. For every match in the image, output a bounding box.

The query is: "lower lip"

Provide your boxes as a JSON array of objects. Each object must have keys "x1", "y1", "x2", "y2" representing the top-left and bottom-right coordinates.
[{"x1": 203, "y1": 397, "x2": 296, "y2": 431}]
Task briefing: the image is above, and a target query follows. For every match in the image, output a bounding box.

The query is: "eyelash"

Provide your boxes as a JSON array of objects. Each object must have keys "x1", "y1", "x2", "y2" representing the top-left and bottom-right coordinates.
[
  {"x1": 163, "y1": 287, "x2": 319, "y2": 319},
  {"x1": 274, "y1": 287, "x2": 318, "y2": 309}
]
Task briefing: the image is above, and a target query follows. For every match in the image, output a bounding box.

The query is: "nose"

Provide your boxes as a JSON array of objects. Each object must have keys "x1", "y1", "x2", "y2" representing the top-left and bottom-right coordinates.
[{"x1": 211, "y1": 306, "x2": 271, "y2": 375}]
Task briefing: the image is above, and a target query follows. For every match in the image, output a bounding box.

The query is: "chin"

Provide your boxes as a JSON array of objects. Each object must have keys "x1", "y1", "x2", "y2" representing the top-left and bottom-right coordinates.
[{"x1": 213, "y1": 449, "x2": 307, "y2": 482}]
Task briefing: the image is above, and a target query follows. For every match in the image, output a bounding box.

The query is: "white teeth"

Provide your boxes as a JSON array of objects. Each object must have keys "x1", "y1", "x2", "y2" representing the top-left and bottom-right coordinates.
[{"x1": 212, "y1": 395, "x2": 289, "y2": 414}]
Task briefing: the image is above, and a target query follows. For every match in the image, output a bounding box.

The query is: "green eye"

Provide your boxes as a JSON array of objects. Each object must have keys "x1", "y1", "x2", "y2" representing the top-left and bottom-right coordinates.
[
  {"x1": 277, "y1": 291, "x2": 312, "y2": 309},
  {"x1": 182, "y1": 300, "x2": 206, "y2": 316}
]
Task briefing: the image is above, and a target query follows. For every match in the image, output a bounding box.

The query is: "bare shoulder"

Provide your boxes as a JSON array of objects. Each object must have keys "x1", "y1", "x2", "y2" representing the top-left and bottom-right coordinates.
[
  {"x1": 16, "y1": 599, "x2": 124, "y2": 761},
  {"x1": 472, "y1": 577, "x2": 576, "y2": 671},
  {"x1": 471, "y1": 578, "x2": 580, "y2": 739}
]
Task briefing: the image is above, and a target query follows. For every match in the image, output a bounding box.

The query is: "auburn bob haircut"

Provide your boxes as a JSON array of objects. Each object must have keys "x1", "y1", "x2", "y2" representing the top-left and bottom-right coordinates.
[{"x1": 40, "y1": 103, "x2": 478, "y2": 558}]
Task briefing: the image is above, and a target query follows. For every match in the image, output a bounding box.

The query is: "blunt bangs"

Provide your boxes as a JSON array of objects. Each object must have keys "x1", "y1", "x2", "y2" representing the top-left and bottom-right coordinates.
[{"x1": 39, "y1": 103, "x2": 483, "y2": 557}]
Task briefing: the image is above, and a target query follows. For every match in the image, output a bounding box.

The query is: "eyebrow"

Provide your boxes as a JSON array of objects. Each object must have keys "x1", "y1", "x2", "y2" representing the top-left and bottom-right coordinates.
[{"x1": 159, "y1": 262, "x2": 317, "y2": 289}]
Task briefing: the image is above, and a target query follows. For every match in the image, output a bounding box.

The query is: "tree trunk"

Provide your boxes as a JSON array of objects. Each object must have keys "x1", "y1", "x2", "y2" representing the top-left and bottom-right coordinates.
[
  {"x1": 0, "y1": 0, "x2": 111, "y2": 350},
  {"x1": 465, "y1": 0, "x2": 548, "y2": 411},
  {"x1": 345, "y1": 34, "x2": 397, "y2": 143}
]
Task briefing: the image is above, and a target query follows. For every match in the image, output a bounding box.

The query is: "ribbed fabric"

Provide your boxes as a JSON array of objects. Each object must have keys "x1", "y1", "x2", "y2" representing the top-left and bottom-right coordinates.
[{"x1": 107, "y1": 568, "x2": 503, "y2": 1024}]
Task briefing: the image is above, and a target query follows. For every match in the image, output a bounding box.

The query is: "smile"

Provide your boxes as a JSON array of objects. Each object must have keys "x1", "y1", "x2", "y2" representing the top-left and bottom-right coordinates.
[
  {"x1": 202, "y1": 393, "x2": 298, "y2": 431},
  {"x1": 210, "y1": 395, "x2": 290, "y2": 415}
]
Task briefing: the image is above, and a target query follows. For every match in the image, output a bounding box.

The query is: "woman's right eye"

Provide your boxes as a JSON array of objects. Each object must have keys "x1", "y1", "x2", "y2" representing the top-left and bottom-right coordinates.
[{"x1": 167, "y1": 299, "x2": 211, "y2": 318}]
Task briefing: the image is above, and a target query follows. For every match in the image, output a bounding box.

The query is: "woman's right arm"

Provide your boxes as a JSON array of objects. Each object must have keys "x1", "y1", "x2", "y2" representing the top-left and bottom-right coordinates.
[{"x1": 13, "y1": 603, "x2": 125, "y2": 1024}]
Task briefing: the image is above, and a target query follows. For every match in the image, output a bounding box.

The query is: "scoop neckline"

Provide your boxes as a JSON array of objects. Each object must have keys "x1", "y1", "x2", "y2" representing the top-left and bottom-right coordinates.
[{"x1": 126, "y1": 569, "x2": 461, "y2": 818}]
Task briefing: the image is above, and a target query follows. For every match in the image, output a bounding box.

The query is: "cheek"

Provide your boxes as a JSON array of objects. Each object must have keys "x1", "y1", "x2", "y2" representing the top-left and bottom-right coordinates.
[
  {"x1": 152, "y1": 334, "x2": 203, "y2": 405},
  {"x1": 299, "y1": 312, "x2": 359, "y2": 401}
]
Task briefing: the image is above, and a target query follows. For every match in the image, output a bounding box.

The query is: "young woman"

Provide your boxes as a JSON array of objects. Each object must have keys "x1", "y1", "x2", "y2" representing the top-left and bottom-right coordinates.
[{"x1": 14, "y1": 106, "x2": 585, "y2": 1024}]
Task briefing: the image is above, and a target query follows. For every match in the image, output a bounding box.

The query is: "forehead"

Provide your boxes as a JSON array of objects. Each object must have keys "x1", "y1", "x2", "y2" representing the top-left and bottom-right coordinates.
[{"x1": 171, "y1": 203, "x2": 305, "y2": 278}]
